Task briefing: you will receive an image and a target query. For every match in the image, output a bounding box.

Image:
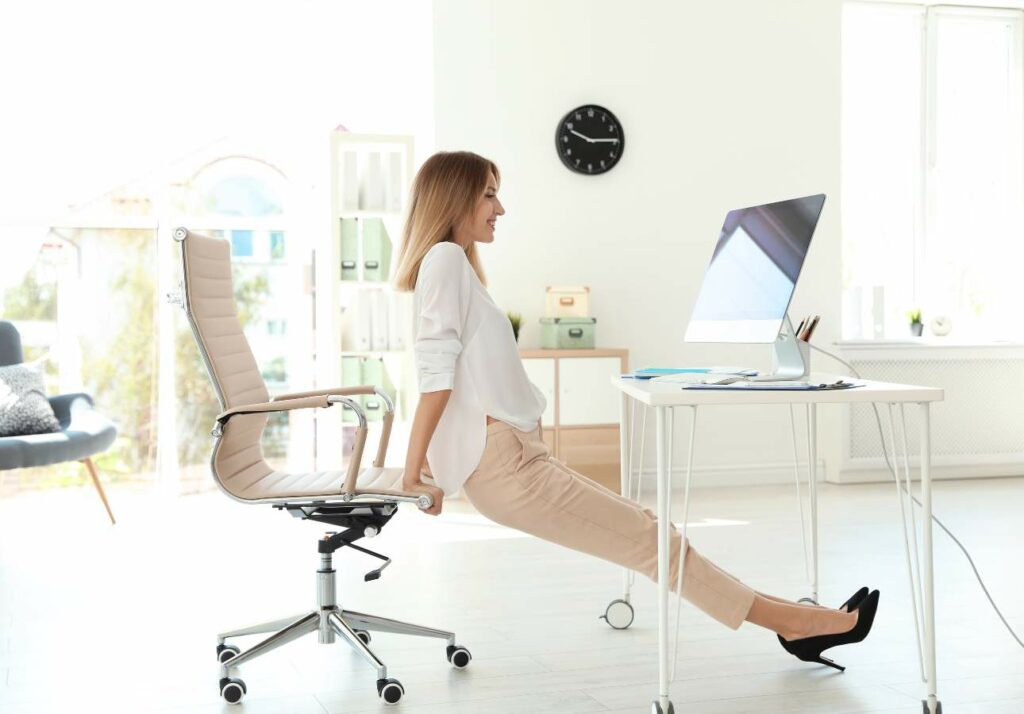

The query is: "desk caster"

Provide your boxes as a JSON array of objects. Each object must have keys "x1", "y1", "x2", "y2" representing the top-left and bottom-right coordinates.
[
  {"x1": 797, "y1": 597, "x2": 818, "y2": 605},
  {"x1": 922, "y1": 701, "x2": 942, "y2": 713},
  {"x1": 651, "y1": 701, "x2": 675, "y2": 713},
  {"x1": 601, "y1": 599, "x2": 635, "y2": 630},
  {"x1": 354, "y1": 629, "x2": 371, "y2": 645}
]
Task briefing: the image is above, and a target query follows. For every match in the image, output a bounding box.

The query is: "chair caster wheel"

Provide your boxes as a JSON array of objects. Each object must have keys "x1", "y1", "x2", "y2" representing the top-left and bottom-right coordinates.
[
  {"x1": 355, "y1": 629, "x2": 371, "y2": 645},
  {"x1": 219, "y1": 677, "x2": 247, "y2": 704},
  {"x1": 446, "y1": 644, "x2": 472, "y2": 669},
  {"x1": 922, "y1": 702, "x2": 942, "y2": 714},
  {"x1": 797, "y1": 597, "x2": 818, "y2": 605},
  {"x1": 216, "y1": 643, "x2": 240, "y2": 663},
  {"x1": 377, "y1": 677, "x2": 404, "y2": 704},
  {"x1": 601, "y1": 599, "x2": 635, "y2": 630},
  {"x1": 651, "y1": 701, "x2": 675, "y2": 714}
]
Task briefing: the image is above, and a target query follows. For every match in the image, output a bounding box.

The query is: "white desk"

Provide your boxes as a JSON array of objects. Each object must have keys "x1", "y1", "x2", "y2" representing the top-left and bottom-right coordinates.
[{"x1": 608, "y1": 374, "x2": 945, "y2": 714}]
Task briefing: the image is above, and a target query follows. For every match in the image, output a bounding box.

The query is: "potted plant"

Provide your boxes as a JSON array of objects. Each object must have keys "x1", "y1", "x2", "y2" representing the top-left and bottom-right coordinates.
[
  {"x1": 507, "y1": 311, "x2": 522, "y2": 342},
  {"x1": 907, "y1": 309, "x2": 923, "y2": 336}
]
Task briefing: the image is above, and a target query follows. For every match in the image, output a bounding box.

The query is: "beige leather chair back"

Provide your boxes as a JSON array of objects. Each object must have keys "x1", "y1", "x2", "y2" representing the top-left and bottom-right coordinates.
[{"x1": 175, "y1": 228, "x2": 275, "y2": 499}]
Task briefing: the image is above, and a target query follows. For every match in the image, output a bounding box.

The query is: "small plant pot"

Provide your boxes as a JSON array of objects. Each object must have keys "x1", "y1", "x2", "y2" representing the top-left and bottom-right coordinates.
[{"x1": 910, "y1": 322, "x2": 924, "y2": 336}]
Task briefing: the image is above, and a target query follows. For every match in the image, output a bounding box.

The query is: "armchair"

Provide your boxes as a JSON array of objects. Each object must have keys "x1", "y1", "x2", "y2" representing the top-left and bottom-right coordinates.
[
  {"x1": 172, "y1": 228, "x2": 470, "y2": 706},
  {"x1": 0, "y1": 321, "x2": 117, "y2": 524}
]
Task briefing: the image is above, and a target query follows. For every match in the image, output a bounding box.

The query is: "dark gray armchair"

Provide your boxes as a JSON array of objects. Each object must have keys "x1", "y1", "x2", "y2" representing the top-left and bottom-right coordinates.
[{"x1": 0, "y1": 321, "x2": 117, "y2": 524}]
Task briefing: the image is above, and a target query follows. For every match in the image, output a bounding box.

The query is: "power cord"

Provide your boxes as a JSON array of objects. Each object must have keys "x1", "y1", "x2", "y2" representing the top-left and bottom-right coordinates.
[{"x1": 808, "y1": 341, "x2": 1023, "y2": 650}]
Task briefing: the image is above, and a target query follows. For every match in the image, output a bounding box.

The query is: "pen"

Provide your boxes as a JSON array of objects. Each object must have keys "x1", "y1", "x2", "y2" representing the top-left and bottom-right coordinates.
[
  {"x1": 804, "y1": 315, "x2": 821, "y2": 341},
  {"x1": 794, "y1": 317, "x2": 807, "y2": 338}
]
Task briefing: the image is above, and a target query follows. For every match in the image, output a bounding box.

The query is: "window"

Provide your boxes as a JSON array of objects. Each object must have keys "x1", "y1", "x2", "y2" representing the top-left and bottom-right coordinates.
[
  {"x1": 231, "y1": 229, "x2": 254, "y2": 257},
  {"x1": 270, "y1": 231, "x2": 286, "y2": 260},
  {"x1": 842, "y1": 3, "x2": 1024, "y2": 340}
]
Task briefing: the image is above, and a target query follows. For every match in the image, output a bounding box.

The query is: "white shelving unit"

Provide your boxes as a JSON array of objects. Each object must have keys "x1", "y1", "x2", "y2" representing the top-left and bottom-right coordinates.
[{"x1": 314, "y1": 131, "x2": 416, "y2": 470}]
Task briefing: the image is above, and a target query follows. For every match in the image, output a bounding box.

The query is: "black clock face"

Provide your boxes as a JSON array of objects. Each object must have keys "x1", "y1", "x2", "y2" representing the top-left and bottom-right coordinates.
[{"x1": 556, "y1": 104, "x2": 624, "y2": 175}]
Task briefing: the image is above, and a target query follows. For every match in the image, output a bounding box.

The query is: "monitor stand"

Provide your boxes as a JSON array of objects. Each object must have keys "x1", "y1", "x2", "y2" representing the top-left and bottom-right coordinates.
[{"x1": 746, "y1": 314, "x2": 810, "y2": 382}]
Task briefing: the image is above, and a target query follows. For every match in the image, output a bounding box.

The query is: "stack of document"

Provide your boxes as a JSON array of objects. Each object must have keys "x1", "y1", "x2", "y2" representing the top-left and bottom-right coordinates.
[{"x1": 625, "y1": 367, "x2": 759, "y2": 383}]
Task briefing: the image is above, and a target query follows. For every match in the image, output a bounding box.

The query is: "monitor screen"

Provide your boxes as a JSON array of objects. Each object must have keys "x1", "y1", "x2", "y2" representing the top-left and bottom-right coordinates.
[{"x1": 684, "y1": 194, "x2": 826, "y2": 344}]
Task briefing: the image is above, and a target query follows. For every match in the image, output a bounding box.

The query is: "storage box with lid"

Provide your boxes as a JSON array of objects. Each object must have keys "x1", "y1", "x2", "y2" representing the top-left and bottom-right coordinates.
[
  {"x1": 545, "y1": 286, "x2": 590, "y2": 318},
  {"x1": 540, "y1": 316, "x2": 596, "y2": 349}
]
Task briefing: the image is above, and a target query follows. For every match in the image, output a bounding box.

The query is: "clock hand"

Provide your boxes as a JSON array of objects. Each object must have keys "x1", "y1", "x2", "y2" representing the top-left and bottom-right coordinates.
[
  {"x1": 590, "y1": 138, "x2": 620, "y2": 143},
  {"x1": 569, "y1": 129, "x2": 594, "y2": 143}
]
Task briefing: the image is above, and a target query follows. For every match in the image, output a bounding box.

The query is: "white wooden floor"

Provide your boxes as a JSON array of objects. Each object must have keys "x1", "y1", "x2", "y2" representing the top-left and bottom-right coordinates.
[{"x1": 1, "y1": 476, "x2": 1023, "y2": 713}]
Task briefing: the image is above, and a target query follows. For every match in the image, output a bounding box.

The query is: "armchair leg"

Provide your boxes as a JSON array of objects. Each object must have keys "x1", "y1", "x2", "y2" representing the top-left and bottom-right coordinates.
[{"x1": 81, "y1": 458, "x2": 115, "y2": 525}]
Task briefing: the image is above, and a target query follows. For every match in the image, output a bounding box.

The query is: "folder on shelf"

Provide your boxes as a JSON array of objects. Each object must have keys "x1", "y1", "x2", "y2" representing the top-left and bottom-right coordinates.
[
  {"x1": 340, "y1": 356, "x2": 363, "y2": 423},
  {"x1": 362, "y1": 218, "x2": 392, "y2": 282},
  {"x1": 360, "y1": 151, "x2": 385, "y2": 211},
  {"x1": 387, "y1": 291, "x2": 408, "y2": 351},
  {"x1": 360, "y1": 357, "x2": 397, "y2": 423},
  {"x1": 340, "y1": 218, "x2": 359, "y2": 281},
  {"x1": 370, "y1": 289, "x2": 389, "y2": 352},
  {"x1": 341, "y1": 150, "x2": 359, "y2": 212},
  {"x1": 385, "y1": 151, "x2": 403, "y2": 212}
]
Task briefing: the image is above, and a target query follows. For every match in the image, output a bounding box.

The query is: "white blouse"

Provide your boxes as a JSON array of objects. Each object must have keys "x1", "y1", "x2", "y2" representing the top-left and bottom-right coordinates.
[{"x1": 413, "y1": 241, "x2": 546, "y2": 496}]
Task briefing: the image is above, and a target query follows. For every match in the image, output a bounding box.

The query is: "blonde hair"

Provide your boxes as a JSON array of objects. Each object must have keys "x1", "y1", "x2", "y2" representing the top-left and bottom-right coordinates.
[{"x1": 393, "y1": 151, "x2": 499, "y2": 292}]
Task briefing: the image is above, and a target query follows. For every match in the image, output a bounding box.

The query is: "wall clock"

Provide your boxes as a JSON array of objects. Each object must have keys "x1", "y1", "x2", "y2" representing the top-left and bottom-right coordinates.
[{"x1": 556, "y1": 104, "x2": 624, "y2": 175}]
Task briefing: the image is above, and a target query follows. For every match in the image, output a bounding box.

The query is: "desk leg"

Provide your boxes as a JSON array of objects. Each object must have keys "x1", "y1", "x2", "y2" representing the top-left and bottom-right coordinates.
[
  {"x1": 602, "y1": 392, "x2": 637, "y2": 631},
  {"x1": 654, "y1": 405, "x2": 673, "y2": 713},
  {"x1": 807, "y1": 403, "x2": 819, "y2": 604},
  {"x1": 620, "y1": 391, "x2": 633, "y2": 600},
  {"x1": 920, "y1": 402, "x2": 939, "y2": 714}
]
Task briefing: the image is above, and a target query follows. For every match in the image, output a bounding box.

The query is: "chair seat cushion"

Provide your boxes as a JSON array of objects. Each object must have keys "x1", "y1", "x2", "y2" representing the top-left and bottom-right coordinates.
[
  {"x1": 236, "y1": 465, "x2": 404, "y2": 500},
  {"x1": 0, "y1": 362, "x2": 60, "y2": 438},
  {"x1": 0, "y1": 399, "x2": 117, "y2": 470}
]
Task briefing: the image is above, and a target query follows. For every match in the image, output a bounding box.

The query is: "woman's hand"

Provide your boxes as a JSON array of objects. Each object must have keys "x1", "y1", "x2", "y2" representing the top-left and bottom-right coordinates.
[{"x1": 403, "y1": 476, "x2": 444, "y2": 516}]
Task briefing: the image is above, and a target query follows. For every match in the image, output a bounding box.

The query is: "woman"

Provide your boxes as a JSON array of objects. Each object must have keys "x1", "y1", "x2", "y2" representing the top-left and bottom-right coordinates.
[{"x1": 393, "y1": 150, "x2": 878, "y2": 670}]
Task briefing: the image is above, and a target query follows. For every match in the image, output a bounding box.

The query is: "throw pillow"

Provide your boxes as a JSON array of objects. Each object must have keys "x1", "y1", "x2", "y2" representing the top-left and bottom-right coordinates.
[{"x1": 0, "y1": 361, "x2": 61, "y2": 437}]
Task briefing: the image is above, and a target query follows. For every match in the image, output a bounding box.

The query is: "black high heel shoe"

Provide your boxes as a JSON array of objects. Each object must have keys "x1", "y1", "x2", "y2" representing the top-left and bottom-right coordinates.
[
  {"x1": 777, "y1": 589, "x2": 880, "y2": 672},
  {"x1": 839, "y1": 586, "x2": 869, "y2": 612}
]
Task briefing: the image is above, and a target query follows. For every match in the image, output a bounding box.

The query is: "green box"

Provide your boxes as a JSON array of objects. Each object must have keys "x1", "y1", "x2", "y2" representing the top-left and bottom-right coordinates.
[
  {"x1": 340, "y1": 219, "x2": 359, "y2": 281},
  {"x1": 540, "y1": 317, "x2": 596, "y2": 349},
  {"x1": 361, "y1": 218, "x2": 392, "y2": 282}
]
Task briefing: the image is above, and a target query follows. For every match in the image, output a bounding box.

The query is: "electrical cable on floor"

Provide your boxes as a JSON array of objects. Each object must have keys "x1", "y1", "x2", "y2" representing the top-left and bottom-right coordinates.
[{"x1": 809, "y1": 342, "x2": 1024, "y2": 650}]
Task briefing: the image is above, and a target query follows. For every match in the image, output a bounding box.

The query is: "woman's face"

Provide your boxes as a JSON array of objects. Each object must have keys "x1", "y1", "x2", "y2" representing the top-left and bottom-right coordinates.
[{"x1": 455, "y1": 171, "x2": 504, "y2": 247}]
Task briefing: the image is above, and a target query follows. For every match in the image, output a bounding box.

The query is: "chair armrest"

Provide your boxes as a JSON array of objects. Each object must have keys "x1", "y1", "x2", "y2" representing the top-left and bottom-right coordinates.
[
  {"x1": 48, "y1": 392, "x2": 95, "y2": 428},
  {"x1": 216, "y1": 395, "x2": 333, "y2": 425},
  {"x1": 272, "y1": 386, "x2": 377, "y2": 402}
]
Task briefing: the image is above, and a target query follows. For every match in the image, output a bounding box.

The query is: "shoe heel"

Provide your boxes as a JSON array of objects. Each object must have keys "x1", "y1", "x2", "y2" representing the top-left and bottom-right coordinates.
[{"x1": 816, "y1": 655, "x2": 845, "y2": 672}]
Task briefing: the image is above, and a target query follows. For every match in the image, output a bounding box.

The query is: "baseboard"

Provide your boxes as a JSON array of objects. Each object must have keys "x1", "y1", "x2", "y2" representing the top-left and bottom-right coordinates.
[
  {"x1": 834, "y1": 461, "x2": 1024, "y2": 484},
  {"x1": 629, "y1": 459, "x2": 827, "y2": 492}
]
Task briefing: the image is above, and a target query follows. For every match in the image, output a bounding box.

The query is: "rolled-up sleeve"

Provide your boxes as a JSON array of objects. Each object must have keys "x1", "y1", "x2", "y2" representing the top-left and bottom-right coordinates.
[{"x1": 414, "y1": 244, "x2": 471, "y2": 393}]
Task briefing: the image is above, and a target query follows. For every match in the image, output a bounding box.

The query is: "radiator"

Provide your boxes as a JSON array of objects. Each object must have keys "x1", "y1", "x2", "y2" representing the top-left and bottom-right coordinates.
[{"x1": 836, "y1": 342, "x2": 1024, "y2": 483}]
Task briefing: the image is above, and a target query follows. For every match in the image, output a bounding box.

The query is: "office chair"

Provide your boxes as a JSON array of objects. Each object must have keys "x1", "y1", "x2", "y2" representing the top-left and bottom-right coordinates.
[{"x1": 172, "y1": 228, "x2": 471, "y2": 706}]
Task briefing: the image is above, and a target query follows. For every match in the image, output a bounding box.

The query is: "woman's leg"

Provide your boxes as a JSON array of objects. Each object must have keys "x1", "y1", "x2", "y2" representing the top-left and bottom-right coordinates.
[{"x1": 463, "y1": 422, "x2": 855, "y2": 637}]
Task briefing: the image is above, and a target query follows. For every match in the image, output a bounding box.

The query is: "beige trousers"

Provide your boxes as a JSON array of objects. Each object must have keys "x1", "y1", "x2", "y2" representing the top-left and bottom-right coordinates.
[{"x1": 462, "y1": 420, "x2": 756, "y2": 629}]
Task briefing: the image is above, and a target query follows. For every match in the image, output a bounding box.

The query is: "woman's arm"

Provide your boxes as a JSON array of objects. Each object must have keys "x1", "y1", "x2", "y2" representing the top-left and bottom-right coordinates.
[{"x1": 402, "y1": 389, "x2": 451, "y2": 515}]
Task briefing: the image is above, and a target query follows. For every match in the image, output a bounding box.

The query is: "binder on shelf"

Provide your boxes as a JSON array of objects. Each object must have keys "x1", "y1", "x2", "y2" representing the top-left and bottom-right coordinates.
[
  {"x1": 362, "y1": 218, "x2": 392, "y2": 282},
  {"x1": 387, "y1": 291, "x2": 408, "y2": 351},
  {"x1": 347, "y1": 291, "x2": 373, "y2": 352},
  {"x1": 340, "y1": 150, "x2": 359, "y2": 212},
  {"x1": 340, "y1": 218, "x2": 359, "y2": 281},
  {"x1": 360, "y1": 357, "x2": 396, "y2": 423},
  {"x1": 360, "y1": 151, "x2": 385, "y2": 211},
  {"x1": 385, "y1": 151, "x2": 403, "y2": 212},
  {"x1": 340, "y1": 356, "x2": 362, "y2": 423},
  {"x1": 370, "y1": 289, "x2": 389, "y2": 351}
]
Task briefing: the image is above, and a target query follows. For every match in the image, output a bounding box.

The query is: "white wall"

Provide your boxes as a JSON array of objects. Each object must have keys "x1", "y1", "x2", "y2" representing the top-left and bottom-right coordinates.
[{"x1": 433, "y1": 0, "x2": 844, "y2": 484}]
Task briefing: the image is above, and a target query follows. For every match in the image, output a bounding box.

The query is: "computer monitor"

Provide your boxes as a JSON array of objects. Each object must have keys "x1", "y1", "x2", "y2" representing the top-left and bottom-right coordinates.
[{"x1": 684, "y1": 194, "x2": 826, "y2": 344}]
